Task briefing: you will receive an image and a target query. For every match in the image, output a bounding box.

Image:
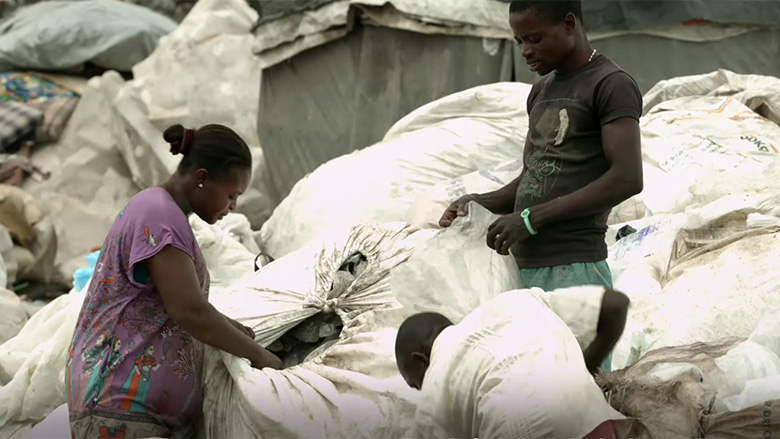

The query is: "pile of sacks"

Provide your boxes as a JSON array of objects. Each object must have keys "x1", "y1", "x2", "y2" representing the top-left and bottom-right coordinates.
[
  {"x1": 3, "y1": 69, "x2": 780, "y2": 438},
  {"x1": 249, "y1": 70, "x2": 780, "y2": 436}
]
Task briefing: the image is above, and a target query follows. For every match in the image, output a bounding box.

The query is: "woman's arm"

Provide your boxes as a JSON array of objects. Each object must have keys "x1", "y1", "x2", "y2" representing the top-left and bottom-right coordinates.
[{"x1": 147, "y1": 246, "x2": 281, "y2": 370}]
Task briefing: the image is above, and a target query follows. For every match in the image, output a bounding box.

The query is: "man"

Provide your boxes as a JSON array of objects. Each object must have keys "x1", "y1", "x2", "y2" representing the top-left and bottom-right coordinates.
[
  {"x1": 395, "y1": 286, "x2": 629, "y2": 439},
  {"x1": 440, "y1": 2, "x2": 642, "y2": 300}
]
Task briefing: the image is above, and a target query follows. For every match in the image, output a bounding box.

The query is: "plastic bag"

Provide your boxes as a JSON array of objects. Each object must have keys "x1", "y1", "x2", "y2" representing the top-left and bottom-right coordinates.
[{"x1": 72, "y1": 251, "x2": 100, "y2": 292}]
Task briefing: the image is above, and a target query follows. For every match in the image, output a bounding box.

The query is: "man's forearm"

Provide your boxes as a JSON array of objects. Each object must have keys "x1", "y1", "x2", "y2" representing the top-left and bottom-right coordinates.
[
  {"x1": 530, "y1": 168, "x2": 642, "y2": 229},
  {"x1": 583, "y1": 290, "x2": 629, "y2": 372},
  {"x1": 473, "y1": 173, "x2": 523, "y2": 215}
]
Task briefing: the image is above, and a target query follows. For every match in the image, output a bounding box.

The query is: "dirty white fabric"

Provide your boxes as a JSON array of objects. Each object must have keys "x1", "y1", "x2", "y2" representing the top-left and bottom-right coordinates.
[
  {"x1": 23, "y1": 72, "x2": 141, "y2": 282},
  {"x1": 24, "y1": 0, "x2": 272, "y2": 281},
  {"x1": 204, "y1": 222, "x2": 437, "y2": 438},
  {"x1": 413, "y1": 288, "x2": 622, "y2": 439},
  {"x1": 642, "y1": 69, "x2": 780, "y2": 124},
  {"x1": 189, "y1": 214, "x2": 257, "y2": 287},
  {"x1": 0, "y1": 288, "x2": 27, "y2": 345},
  {"x1": 406, "y1": 160, "x2": 521, "y2": 230},
  {"x1": 598, "y1": 309, "x2": 780, "y2": 436},
  {"x1": 393, "y1": 204, "x2": 520, "y2": 323},
  {"x1": 0, "y1": 287, "x2": 86, "y2": 438},
  {"x1": 638, "y1": 96, "x2": 780, "y2": 216},
  {"x1": 646, "y1": 227, "x2": 780, "y2": 350},
  {"x1": 259, "y1": 82, "x2": 531, "y2": 258},
  {"x1": 116, "y1": 0, "x2": 273, "y2": 229},
  {"x1": 611, "y1": 215, "x2": 780, "y2": 351},
  {"x1": 0, "y1": 0, "x2": 176, "y2": 72}
]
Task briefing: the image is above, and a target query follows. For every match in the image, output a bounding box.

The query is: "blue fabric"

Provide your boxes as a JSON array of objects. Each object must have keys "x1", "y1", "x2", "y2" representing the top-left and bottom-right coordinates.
[{"x1": 73, "y1": 250, "x2": 100, "y2": 292}]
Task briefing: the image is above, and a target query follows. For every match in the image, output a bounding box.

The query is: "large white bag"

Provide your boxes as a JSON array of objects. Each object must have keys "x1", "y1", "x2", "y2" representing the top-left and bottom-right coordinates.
[
  {"x1": 631, "y1": 226, "x2": 780, "y2": 350},
  {"x1": 638, "y1": 96, "x2": 780, "y2": 216},
  {"x1": 406, "y1": 160, "x2": 522, "y2": 230},
  {"x1": 392, "y1": 204, "x2": 520, "y2": 323},
  {"x1": 0, "y1": 288, "x2": 27, "y2": 346},
  {"x1": 259, "y1": 82, "x2": 532, "y2": 259},
  {"x1": 189, "y1": 214, "x2": 258, "y2": 287},
  {"x1": 0, "y1": 288, "x2": 86, "y2": 438},
  {"x1": 204, "y1": 222, "x2": 437, "y2": 438}
]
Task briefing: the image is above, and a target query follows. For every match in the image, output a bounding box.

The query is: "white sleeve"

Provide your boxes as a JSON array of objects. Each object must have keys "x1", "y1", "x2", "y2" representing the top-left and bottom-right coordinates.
[{"x1": 531, "y1": 286, "x2": 605, "y2": 349}]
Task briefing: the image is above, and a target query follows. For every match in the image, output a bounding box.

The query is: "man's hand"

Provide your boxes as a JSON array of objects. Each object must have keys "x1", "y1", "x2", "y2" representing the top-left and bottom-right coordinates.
[
  {"x1": 439, "y1": 195, "x2": 476, "y2": 228},
  {"x1": 486, "y1": 212, "x2": 533, "y2": 255}
]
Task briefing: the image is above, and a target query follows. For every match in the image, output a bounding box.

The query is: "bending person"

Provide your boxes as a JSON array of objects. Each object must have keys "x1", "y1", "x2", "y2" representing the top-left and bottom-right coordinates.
[
  {"x1": 396, "y1": 286, "x2": 629, "y2": 438},
  {"x1": 66, "y1": 124, "x2": 282, "y2": 438}
]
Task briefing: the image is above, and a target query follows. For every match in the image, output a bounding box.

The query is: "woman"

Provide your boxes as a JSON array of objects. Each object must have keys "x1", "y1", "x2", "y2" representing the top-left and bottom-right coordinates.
[{"x1": 66, "y1": 124, "x2": 282, "y2": 438}]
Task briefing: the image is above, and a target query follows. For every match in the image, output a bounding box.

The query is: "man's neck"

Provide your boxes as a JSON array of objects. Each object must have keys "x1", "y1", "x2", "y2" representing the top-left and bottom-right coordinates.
[{"x1": 555, "y1": 41, "x2": 595, "y2": 75}]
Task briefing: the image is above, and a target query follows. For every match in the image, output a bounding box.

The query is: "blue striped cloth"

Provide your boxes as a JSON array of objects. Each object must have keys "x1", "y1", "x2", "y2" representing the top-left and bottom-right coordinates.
[{"x1": 0, "y1": 101, "x2": 42, "y2": 151}]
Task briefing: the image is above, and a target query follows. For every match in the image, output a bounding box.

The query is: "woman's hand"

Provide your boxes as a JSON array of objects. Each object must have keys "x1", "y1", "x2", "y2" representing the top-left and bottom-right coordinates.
[
  {"x1": 250, "y1": 350, "x2": 282, "y2": 370},
  {"x1": 228, "y1": 317, "x2": 255, "y2": 340}
]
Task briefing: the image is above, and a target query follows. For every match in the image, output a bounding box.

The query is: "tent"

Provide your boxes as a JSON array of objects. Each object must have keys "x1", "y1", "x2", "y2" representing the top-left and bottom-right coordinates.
[{"x1": 252, "y1": 0, "x2": 780, "y2": 203}]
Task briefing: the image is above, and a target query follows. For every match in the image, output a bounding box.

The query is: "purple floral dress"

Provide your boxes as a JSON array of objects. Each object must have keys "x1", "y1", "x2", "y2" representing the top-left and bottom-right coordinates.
[{"x1": 66, "y1": 187, "x2": 210, "y2": 438}]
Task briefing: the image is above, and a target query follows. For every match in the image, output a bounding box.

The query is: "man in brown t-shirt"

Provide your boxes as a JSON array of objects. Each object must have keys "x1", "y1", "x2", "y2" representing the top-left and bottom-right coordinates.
[{"x1": 440, "y1": 0, "x2": 642, "y2": 368}]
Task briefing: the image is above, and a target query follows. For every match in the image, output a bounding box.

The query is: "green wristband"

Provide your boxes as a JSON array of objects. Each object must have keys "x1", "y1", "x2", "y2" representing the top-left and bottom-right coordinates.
[{"x1": 520, "y1": 208, "x2": 538, "y2": 235}]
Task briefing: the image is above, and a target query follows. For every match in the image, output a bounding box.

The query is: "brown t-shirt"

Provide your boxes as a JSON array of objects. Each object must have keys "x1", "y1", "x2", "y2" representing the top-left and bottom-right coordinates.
[{"x1": 513, "y1": 55, "x2": 642, "y2": 268}]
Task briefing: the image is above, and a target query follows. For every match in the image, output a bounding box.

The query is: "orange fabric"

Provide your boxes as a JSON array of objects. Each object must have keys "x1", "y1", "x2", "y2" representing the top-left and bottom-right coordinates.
[{"x1": 119, "y1": 373, "x2": 141, "y2": 411}]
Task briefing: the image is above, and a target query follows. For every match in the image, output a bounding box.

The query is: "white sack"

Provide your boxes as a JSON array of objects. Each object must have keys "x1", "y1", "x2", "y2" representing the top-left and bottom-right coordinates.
[
  {"x1": 0, "y1": 288, "x2": 28, "y2": 345},
  {"x1": 642, "y1": 69, "x2": 780, "y2": 124},
  {"x1": 260, "y1": 82, "x2": 532, "y2": 258},
  {"x1": 610, "y1": 318, "x2": 649, "y2": 372},
  {"x1": 189, "y1": 214, "x2": 257, "y2": 287},
  {"x1": 392, "y1": 203, "x2": 520, "y2": 323},
  {"x1": 123, "y1": 0, "x2": 271, "y2": 229},
  {"x1": 204, "y1": 222, "x2": 437, "y2": 438},
  {"x1": 23, "y1": 72, "x2": 140, "y2": 282},
  {"x1": 406, "y1": 160, "x2": 521, "y2": 230},
  {"x1": 633, "y1": 226, "x2": 780, "y2": 350},
  {"x1": 719, "y1": 375, "x2": 780, "y2": 413},
  {"x1": 749, "y1": 308, "x2": 780, "y2": 358},
  {"x1": 638, "y1": 96, "x2": 780, "y2": 216},
  {"x1": 600, "y1": 310, "x2": 780, "y2": 420},
  {"x1": 0, "y1": 288, "x2": 86, "y2": 437}
]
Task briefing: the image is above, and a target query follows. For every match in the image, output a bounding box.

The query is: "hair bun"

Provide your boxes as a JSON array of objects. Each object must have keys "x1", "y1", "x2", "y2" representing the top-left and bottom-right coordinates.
[{"x1": 164, "y1": 124, "x2": 195, "y2": 156}]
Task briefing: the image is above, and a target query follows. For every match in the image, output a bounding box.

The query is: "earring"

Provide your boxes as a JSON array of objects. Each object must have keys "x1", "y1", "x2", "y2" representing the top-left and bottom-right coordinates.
[{"x1": 198, "y1": 183, "x2": 203, "y2": 188}]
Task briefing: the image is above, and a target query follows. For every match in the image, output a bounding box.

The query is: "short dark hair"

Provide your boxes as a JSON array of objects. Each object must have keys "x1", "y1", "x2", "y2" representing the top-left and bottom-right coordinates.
[
  {"x1": 395, "y1": 312, "x2": 453, "y2": 360},
  {"x1": 163, "y1": 124, "x2": 252, "y2": 180},
  {"x1": 509, "y1": 0, "x2": 583, "y2": 24}
]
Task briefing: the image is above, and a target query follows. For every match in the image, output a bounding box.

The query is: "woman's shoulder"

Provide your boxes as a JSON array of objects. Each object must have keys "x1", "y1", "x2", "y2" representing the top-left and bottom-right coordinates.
[{"x1": 122, "y1": 187, "x2": 189, "y2": 227}]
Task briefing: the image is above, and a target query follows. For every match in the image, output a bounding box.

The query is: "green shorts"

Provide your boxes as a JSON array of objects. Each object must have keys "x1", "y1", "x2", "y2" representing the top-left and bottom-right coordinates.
[{"x1": 519, "y1": 261, "x2": 614, "y2": 372}]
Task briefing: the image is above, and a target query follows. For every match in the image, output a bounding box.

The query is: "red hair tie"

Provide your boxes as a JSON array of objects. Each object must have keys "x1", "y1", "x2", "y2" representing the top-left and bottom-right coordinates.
[{"x1": 170, "y1": 128, "x2": 196, "y2": 155}]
